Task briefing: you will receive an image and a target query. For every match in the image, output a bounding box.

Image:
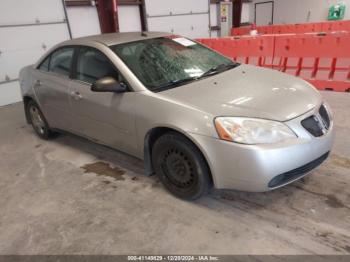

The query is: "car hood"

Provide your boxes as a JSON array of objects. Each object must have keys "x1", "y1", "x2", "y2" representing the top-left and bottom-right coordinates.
[{"x1": 159, "y1": 64, "x2": 322, "y2": 122}]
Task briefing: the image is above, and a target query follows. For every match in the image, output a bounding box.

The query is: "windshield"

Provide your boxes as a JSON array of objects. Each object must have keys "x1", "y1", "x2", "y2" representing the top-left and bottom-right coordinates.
[{"x1": 110, "y1": 36, "x2": 239, "y2": 92}]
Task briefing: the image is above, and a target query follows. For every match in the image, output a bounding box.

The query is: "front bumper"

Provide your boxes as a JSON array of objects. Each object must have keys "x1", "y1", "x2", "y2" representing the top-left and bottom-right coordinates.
[{"x1": 190, "y1": 108, "x2": 334, "y2": 192}]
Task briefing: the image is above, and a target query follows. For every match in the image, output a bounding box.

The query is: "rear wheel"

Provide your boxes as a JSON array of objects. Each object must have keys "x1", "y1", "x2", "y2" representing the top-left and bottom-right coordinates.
[
  {"x1": 27, "y1": 100, "x2": 53, "y2": 140},
  {"x1": 152, "y1": 132, "x2": 210, "y2": 200}
]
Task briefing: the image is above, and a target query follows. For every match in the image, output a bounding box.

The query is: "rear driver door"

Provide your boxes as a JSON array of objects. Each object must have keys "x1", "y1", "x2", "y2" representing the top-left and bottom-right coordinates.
[{"x1": 34, "y1": 46, "x2": 75, "y2": 131}]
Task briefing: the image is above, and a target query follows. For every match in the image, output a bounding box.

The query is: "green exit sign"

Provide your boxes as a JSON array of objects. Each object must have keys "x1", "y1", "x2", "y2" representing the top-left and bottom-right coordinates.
[{"x1": 328, "y1": 4, "x2": 346, "y2": 20}]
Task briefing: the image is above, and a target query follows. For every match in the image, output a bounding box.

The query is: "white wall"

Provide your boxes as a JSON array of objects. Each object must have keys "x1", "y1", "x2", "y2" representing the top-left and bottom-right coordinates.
[
  {"x1": 67, "y1": 5, "x2": 142, "y2": 36},
  {"x1": 0, "y1": 0, "x2": 71, "y2": 106},
  {"x1": 241, "y1": 3, "x2": 250, "y2": 23},
  {"x1": 248, "y1": 0, "x2": 350, "y2": 25},
  {"x1": 118, "y1": 5, "x2": 142, "y2": 32},
  {"x1": 274, "y1": 0, "x2": 350, "y2": 24},
  {"x1": 145, "y1": 0, "x2": 210, "y2": 38},
  {"x1": 210, "y1": 3, "x2": 218, "y2": 37},
  {"x1": 66, "y1": 6, "x2": 101, "y2": 38}
]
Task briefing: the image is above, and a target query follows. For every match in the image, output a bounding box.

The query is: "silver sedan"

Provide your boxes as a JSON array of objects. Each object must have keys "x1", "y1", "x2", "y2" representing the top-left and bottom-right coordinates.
[{"x1": 19, "y1": 32, "x2": 334, "y2": 200}]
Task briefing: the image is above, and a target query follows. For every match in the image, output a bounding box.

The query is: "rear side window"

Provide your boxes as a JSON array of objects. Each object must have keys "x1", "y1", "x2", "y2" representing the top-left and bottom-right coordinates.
[
  {"x1": 49, "y1": 47, "x2": 74, "y2": 77},
  {"x1": 76, "y1": 47, "x2": 120, "y2": 84}
]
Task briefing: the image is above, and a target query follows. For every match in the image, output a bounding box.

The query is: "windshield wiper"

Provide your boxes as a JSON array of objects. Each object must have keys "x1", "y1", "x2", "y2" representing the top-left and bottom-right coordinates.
[
  {"x1": 199, "y1": 63, "x2": 239, "y2": 79},
  {"x1": 150, "y1": 63, "x2": 239, "y2": 92},
  {"x1": 151, "y1": 76, "x2": 198, "y2": 92}
]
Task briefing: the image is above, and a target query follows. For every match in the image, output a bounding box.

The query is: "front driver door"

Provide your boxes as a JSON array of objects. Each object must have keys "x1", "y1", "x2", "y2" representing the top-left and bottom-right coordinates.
[{"x1": 68, "y1": 46, "x2": 138, "y2": 156}]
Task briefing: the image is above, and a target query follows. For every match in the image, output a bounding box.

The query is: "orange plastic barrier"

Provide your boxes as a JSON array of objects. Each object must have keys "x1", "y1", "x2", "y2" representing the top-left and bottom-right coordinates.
[
  {"x1": 231, "y1": 26, "x2": 250, "y2": 36},
  {"x1": 322, "y1": 20, "x2": 350, "y2": 32},
  {"x1": 256, "y1": 25, "x2": 274, "y2": 35},
  {"x1": 197, "y1": 32, "x2": 350, "y2": 92},
  {"x1": 231, "y1": 20, "x2": 350, "y2": 36},
  {"x1": 273, "y1": 33, "x2": 350, "y2": 92},
  {"x1": 294, "y1": 23, "x2": 323, "y2": 34},
  {"x1": 197, "y1": 36, "x2": 275, "y2": 67}
]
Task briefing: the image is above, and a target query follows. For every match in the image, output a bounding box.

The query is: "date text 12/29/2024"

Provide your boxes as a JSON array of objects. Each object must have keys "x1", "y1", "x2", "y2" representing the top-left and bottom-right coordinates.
[{"x1": 127, "y1": 256, "x2": 219, "y2": 261}]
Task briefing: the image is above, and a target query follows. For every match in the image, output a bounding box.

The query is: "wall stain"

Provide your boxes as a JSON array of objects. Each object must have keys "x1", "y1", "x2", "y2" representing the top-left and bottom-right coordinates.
[
  {"x1": 81, "y1": 162, "x2": 125, "y2": 181},
  {"x1": 330, "y1": 154, "x2": 350, "y2": 169}
]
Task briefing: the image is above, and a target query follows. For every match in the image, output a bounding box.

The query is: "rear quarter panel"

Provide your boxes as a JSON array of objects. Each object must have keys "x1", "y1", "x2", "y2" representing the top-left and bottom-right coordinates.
[{"x1": 19, "y1": 65, "x2": 36, "y2": 100}]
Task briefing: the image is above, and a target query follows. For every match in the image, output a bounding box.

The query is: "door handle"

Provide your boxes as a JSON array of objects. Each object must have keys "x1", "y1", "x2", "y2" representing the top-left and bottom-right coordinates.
[{"x1": 70, "y1": 91, "x2": 83, "y2": 100}]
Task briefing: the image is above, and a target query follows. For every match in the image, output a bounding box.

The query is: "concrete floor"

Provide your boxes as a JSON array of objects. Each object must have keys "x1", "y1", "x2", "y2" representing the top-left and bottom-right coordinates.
[{"x1": 0, "y1": 91, "x2": 349, "y2": 255}]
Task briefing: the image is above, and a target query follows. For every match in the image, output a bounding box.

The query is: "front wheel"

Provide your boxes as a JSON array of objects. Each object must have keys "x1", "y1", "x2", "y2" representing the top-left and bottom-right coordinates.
[{"x1": 152, "y1": 132, "x2": 211, "y2": 200}]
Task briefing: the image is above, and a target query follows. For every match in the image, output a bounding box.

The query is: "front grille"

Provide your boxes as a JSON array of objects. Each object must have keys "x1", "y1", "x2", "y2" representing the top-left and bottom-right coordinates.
[
  {"x1": 301, "y1": 104, "x2": 331, "y2": 137},
  {"x1": 301, "y1": 116, "x2": 324, "y2": 137},
  {"x1": 268, "y1": 152, "x2": 330, "y2": 188}
]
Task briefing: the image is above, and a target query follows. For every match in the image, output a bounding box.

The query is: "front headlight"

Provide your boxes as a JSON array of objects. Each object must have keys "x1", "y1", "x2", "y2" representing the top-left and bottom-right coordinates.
[{"x1": 214, "y1": 117, "x2": 297, "y2": 144}]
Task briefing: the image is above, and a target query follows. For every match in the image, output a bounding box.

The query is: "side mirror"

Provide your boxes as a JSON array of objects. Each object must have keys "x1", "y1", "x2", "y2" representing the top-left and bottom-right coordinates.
[{"x1": 91, "y1": 77, "x2": 127, "y2": 93}]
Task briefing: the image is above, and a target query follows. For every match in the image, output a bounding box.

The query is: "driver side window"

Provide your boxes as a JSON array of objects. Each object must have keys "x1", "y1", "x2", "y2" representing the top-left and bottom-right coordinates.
[{"x1": 76, "y1": 47, "x2": 121, "y2": 85}]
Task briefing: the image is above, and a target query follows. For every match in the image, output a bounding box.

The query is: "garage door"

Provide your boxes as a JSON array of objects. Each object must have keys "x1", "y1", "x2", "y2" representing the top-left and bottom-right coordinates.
[
  {"x1": 0, "y1": 0, "x2": 71, "y2": 106},
  {"x1": 144, "y1": 0, "x2": 210, "y2": 39}
]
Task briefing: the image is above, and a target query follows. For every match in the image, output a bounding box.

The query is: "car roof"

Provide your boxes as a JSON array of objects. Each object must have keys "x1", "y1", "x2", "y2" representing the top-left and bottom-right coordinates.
[{"x1": 62, "y1": 32, "x2": 172, "y2": 47}]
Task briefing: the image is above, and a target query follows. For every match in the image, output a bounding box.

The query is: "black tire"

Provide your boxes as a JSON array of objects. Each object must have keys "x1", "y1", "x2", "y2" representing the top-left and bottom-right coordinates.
[
  {"x1": 152, "y1": 132, "x2": 211, "y2": 200},
  {"x1": 26, "y1": 100, "x2": 53, "y2": 140}
]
